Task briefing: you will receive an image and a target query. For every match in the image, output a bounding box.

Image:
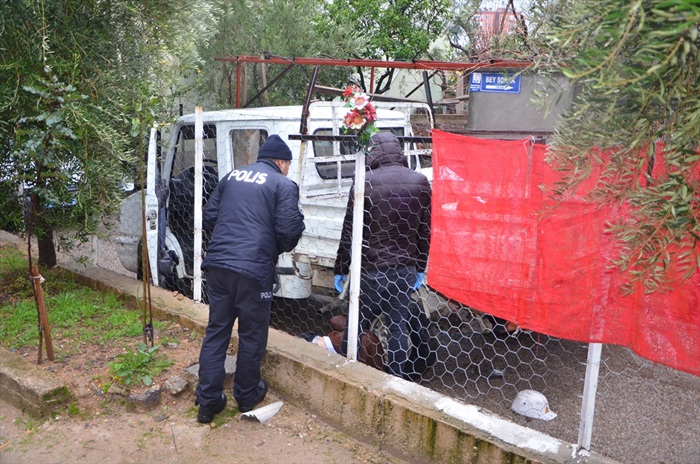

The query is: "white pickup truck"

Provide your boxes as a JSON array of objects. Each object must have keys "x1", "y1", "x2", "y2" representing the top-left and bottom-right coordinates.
[{"x1": 114, "y1": 101, "x2": 432, "y2": 301}]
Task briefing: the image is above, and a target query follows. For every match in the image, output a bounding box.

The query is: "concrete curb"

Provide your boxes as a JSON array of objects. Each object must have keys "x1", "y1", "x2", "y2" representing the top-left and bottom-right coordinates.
[
  {"x1": 0, "y1": 347, "x2": 72, "y2": 417},
  {"x1": 0, "y1": 231, "x2": 619, "y2": 463}
]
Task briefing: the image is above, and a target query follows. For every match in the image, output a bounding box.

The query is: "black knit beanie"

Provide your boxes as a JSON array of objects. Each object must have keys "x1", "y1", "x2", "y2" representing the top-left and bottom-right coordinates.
[{"x1": 257, "y1": 134, "x2": 292, "y2": 161}]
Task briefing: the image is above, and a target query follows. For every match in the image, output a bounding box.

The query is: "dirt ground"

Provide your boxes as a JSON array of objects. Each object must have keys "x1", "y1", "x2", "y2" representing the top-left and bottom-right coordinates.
[
  {"x1": 3, "y1": 235, "x2": 700, "y2": 464},
  {"x1": 0, "y1": 323, "x2": 408, "y2": 464}
]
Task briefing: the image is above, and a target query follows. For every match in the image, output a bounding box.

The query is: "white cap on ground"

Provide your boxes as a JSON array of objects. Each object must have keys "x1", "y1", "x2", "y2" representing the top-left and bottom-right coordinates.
[{"x1": 511, "y1": 389, "x2": 557, "y2": 421}]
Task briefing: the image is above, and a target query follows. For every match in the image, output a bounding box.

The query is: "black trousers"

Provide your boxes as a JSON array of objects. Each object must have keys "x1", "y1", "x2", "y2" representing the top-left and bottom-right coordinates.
[{"x1": 196, "y1": 267, "x2": 272, "y2": 408}]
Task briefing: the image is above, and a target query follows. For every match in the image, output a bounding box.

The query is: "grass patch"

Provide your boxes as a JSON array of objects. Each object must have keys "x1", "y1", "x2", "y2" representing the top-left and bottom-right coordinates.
[
  {"x1": 0, "y1": 245, "x2": 35, "y2": 302},
  {"x1": 0, "y1": 243, "x2": 167, "y2": 354},
  {"x1": 0, "y1": 284, "x2": 154, "y2": 350}
]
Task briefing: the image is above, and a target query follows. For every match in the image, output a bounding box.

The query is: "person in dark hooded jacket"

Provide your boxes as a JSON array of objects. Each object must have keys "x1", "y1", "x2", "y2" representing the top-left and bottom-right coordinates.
[
  {"x1": 195, "y1": 134, "x2": 305, "y2": 423},
  {"x1": 333, "y1": 131, "x2": 431, "y2": 378}
]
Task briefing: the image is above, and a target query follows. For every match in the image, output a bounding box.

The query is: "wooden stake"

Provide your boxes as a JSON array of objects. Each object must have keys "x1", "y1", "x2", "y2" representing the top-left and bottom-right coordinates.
[{"x1": 31, "y1": 265, "x2": 54, "y2": 362}]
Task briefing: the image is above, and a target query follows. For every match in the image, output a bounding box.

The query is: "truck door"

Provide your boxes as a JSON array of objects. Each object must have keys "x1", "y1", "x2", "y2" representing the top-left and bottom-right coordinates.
[
  {"x1": 164, "y1": 124, "x2": 268, "y2": 300},
  {"x1": 165, "y1": 123, "x2": 219, "y2": 286}
]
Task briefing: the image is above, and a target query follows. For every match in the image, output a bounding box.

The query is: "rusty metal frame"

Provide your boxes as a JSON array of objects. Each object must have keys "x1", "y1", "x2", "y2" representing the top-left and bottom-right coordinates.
[
  {"x1": 214, "y1": 54, "x2": 539, "y2": 143},
  {"x1": 214, "y1": 54, "x2": 532, "y2": 108}
]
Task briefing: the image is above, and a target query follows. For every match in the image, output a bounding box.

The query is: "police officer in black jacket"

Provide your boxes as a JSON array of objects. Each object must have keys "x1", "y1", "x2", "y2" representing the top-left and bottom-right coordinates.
[{"x1": 195, "y1": 134, "x2": 305, "y2": 423}]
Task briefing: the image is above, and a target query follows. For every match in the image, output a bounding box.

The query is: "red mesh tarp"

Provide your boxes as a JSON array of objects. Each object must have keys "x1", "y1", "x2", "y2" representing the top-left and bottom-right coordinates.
[{"x1": 428, "y1": 130, "x2": 700, "y2": 376}]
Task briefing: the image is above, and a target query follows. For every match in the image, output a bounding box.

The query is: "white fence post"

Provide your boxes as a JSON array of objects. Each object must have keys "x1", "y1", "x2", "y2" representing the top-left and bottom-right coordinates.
[
  {"x1": 146, "y1": 126, "x2": 160, "y2": 287},
  {"x1": 577, "y1": 342, "x2": 603, "y2": 453},
  {"x1": 193, "y1": 107, "x2": 204, "y2": 302},
  {"x1": 346, "y1": 149, "x2": 366, "y2": 362}
]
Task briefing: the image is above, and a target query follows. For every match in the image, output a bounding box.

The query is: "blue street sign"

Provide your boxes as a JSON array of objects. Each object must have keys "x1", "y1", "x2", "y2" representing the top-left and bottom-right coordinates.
[{"x1": 469, "y1": 72, "x2": 522, "y2": 94}]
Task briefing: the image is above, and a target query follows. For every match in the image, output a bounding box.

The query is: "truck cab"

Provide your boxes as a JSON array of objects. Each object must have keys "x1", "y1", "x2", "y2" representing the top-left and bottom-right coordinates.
[{"x1": 115, "y1": 101, "x2": 432, "y2": 300}]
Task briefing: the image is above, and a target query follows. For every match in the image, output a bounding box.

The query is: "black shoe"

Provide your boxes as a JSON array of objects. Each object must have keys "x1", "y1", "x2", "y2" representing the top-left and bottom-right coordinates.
[
  {"x1": 196, "y1": 393, "x2": 227, "y2": 424},
  {"x1": 237, "y1": 380, "x2": 268, "y2": 413}
]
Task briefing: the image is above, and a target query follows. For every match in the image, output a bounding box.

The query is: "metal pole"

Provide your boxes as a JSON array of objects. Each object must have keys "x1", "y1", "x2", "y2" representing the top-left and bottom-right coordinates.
[
  {"x1": 142, "y1": 127, "x2": 158, "y2": 346},
  {"x1": 296, "y1": 66, "x2": 319, "y2": 186},
  {"x1": 92, "y1": 235, "x2": 99, "y2": 266},
  {"x1": 193, "y1": 107, "x2": 204, "y2": 302},
  {"x1": 577, "y1": 342, "x2": 603, "y2": 453},
  {"x1": 346, "y1": 150, "x2": 366, "y2": 362},
  {"x1": 422, "y1": 71, "x2": 435, "y2": 123},
  {"x1": 236, "y1": 62, "x2": 241, "y2": 108},
  {"x1": 217, "y1": 55, "x2": 533, "y2": 72}
]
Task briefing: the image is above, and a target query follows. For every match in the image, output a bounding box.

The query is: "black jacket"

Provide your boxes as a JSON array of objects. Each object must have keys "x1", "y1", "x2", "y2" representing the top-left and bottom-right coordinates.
[
  {"x1": 202, "y1": 159, "x2": 305, "y2": 288},
  {"x1": 334, "y1": 132, "x2": 431, "y2": 275}
]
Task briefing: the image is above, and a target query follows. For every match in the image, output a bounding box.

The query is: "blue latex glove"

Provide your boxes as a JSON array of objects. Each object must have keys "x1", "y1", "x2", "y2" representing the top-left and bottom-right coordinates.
[
  {"x1": 334, "y1": 275, "x2": 347, "y2": 293},
  {"x1": 413, "y1": 272, "x2": 425, "y2": 291}
]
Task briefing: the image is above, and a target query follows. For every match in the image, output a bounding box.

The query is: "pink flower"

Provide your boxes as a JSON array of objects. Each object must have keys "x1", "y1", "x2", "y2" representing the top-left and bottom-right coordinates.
[
  {"x1": 343, "y1": 109, "x2": 366, "y2": 130},
  {"x1": 364, "y1": 103, "x2": 377, "y2": 123}
]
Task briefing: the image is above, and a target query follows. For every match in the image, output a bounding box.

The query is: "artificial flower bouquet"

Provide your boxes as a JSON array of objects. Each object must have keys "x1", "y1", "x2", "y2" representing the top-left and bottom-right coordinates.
[{"x1": 340, "y1": 84, "x2": 379, "y2": 149}]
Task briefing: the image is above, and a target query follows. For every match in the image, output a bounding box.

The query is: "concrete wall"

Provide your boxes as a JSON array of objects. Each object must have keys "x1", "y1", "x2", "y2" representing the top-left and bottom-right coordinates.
[{"x1": 467, "y1": 71, "x2": 575, "y2": 132}]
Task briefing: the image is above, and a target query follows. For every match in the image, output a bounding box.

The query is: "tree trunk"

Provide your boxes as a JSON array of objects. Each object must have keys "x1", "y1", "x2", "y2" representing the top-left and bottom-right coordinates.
[
  {"x1": 31, "y1": 192, "x2": 57, "y2": 268},
  {"x1": 37, "y1": 224, "x2": 57, "y2": 268}
]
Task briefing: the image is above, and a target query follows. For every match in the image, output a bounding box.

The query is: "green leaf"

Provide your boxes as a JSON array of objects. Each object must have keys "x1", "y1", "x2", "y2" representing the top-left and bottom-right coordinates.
[{"x1": 561, "y1": 68, "x2": 577, "y2": 79}]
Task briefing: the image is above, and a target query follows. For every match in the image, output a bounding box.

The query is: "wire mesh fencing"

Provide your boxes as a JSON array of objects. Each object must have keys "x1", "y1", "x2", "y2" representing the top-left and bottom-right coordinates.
[
  {"x1": 98, "y1": 105, "x2": 700, "y2": 464},
  {"x1": 266, "y1": 144, "x2": 700, "y2": 464},
  {"x1": 270, "y1": 273, "x2": 700, "y2": 464},
  {"x1": 74, "y1": 215, "x2": 700, "y2": 463}
]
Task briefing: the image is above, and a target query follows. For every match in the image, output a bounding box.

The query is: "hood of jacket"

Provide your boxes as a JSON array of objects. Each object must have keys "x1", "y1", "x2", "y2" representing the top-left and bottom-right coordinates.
[{"x1": 367, "y1": 132, "x2": 408, "y2": 170}]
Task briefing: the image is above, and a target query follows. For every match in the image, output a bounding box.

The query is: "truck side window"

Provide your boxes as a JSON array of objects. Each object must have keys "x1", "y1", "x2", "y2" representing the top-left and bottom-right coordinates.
[
  {"x1": 231, "y1": 129, "x2": 268, "y2": 168},
  {"x1": 311, "y1": 127, "x2": 405, "y2": 180},
  {"x1": 311, "y1": 129, "x2": 356, "y2": 180}
]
